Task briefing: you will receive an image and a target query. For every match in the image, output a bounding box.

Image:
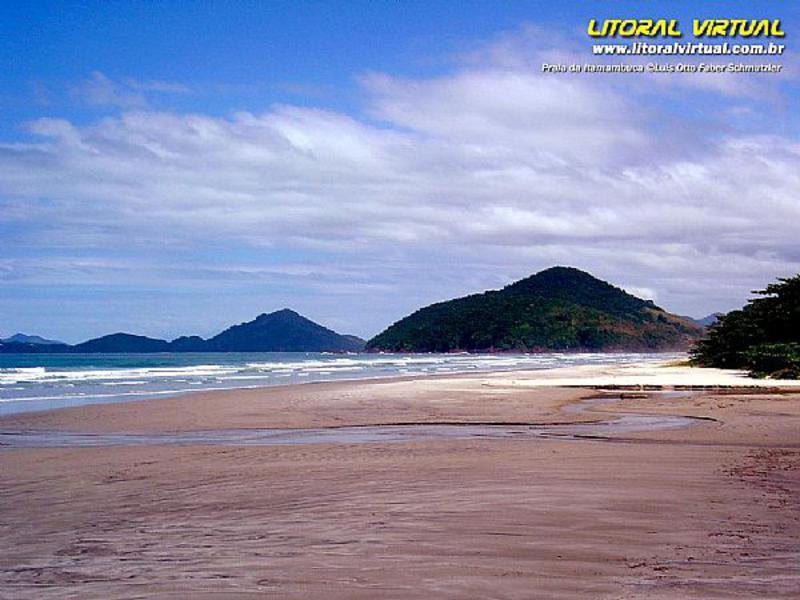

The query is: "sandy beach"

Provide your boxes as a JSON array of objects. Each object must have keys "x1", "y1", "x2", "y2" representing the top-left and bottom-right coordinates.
[{"x1": 1, "y1": 362, "x2": 799, "y2": 598}]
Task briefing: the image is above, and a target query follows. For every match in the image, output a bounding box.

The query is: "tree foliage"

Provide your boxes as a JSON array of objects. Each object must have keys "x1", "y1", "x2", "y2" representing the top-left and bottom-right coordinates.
[{"x1": 690, "y1": 274, "x2": 800, "y2": 378}]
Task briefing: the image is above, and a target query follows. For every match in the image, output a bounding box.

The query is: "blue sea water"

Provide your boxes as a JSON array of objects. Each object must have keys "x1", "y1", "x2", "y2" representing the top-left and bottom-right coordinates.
[{"x1": 0, "y1": 352, "x2": 681, "y2": 416}]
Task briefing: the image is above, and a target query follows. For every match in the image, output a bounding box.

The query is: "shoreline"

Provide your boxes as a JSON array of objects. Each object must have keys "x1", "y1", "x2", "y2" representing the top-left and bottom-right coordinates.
[
  {"x1": 0, "y1": 352, "x2": 684, "y2": 418},
  {"x1": 3, "y1": 360, "x2": 800, "y2": 431},
  {"x1": 1, "y1": 361, "x2": 799, "y2": 598}
]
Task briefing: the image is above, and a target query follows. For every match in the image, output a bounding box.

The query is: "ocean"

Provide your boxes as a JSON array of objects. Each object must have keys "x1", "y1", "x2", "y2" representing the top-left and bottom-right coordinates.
[{"x1": 0, "y1": 352, "x2": 682, "y2": 416}]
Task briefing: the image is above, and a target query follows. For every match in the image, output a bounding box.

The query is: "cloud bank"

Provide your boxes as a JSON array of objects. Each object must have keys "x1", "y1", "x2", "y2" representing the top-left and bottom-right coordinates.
[{"x1": 1, "y1": 29, "x2": 799, "y2": 338}]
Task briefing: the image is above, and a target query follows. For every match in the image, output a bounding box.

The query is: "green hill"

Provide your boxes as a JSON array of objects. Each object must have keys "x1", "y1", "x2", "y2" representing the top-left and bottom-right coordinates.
[{"x1": 367, "y1": 267, "x2": 701, "y2": 352}]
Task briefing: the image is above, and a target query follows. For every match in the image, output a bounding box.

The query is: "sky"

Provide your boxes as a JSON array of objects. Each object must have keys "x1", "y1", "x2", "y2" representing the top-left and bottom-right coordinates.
[{"x1": 1, "y1": 0, "x2": 799, "y2": 342}]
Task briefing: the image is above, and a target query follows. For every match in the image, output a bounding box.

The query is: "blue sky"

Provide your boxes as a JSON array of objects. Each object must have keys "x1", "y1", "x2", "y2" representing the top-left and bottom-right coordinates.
[{"x1": 1, "y1": 1, "x2": 798, "y2": 341}]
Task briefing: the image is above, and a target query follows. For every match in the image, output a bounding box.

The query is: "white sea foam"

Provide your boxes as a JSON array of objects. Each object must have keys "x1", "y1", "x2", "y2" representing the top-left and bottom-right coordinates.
[
  {"x1": 0, "y1": 367, "x2": 48, "y2": 384},
  {"x1": 0, "y1": 352, "x2": 683, "y2": 415},
  {"x1": 0, "y1": 365, "x2": 238, "y2": 385}
]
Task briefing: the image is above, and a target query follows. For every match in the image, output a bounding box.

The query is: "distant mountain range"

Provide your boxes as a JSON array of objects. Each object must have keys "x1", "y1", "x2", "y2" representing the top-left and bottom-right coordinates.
[
  {"x1": 0, "y1": 309, "x2": 365, "y2": 354},
  {"x1": 367, "y1": 267, "x2": 703, "y2": 352},
  {"x1": 687, "y1": 313, "x2": 724, "y2": 328},
  {"x1": 2, "y1": 272, "x2": 720, "y2": 355},
  {"x1": 1, "y1": 333, "x2": 66, "y2": 346}
]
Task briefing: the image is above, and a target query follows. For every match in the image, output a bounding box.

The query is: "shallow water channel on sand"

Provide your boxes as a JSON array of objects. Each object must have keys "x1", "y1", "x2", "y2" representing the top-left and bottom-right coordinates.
[{"x1": 0, "y1": 392, "x2": 711, "y2": 449}]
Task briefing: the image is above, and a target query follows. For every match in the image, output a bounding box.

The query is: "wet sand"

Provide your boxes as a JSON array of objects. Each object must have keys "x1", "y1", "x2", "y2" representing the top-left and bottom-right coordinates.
[{"x1": 1, "y1": 364, "x2": 799, "y2": 598}]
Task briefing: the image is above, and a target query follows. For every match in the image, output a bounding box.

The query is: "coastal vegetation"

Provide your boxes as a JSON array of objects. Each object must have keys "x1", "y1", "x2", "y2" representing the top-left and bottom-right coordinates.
[{"x1": 690, "y1": 274, "x2": 800, "y2": 378}]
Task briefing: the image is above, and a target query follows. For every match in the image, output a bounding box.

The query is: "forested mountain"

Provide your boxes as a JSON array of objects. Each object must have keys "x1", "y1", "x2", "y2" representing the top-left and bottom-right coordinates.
[{"x1": 368, "y1": 267, "x2": 701, "y2": 352}]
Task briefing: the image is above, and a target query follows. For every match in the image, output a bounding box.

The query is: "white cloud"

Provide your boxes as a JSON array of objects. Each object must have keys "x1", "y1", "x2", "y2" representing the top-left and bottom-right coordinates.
[
  {"x1": 71, "y1": 71, "x2": 148, "y2": 109},
  {"x1": 2, "y1": 32, "x2": 799, "y2": 334},
  {"x1": 70, "y1": 71, "x2": 191, "y2": 109},
  {"x1": 125, "y1": 78, "x2": 191, "y2": 94},
  {"x1": 624, "y1": 287, "x2": 657, "y2": 302}
]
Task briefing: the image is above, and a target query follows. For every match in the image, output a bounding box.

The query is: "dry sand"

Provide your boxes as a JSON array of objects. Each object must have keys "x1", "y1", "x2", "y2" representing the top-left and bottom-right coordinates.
[{"x1": 1, "y1": 363, "x2": 799, "y2": 598}]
